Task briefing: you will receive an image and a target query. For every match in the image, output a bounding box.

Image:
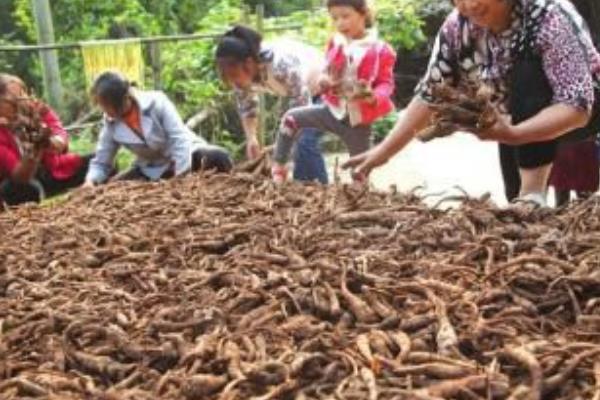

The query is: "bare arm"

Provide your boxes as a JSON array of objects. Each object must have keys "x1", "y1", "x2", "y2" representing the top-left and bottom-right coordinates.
[
  {"x1": 235, "y1": 88, "x2": 263, "y2": 159},
  {"x1": 511, "y1": 104, "x2": 589, "y2": 144},
  {"x1": 241, "y1": 115, "x2": 262, "y2": 160},
  {"x1": 242, "y1": 115, "x2": 259, "y2": 141},
  {"x1": 375, "y1": 98, "x2": 434, "y2": 161},
  {"x1": 479, "y1": 103, "x2": 590, "y2": 145},
  {"x1": 343, "y1": 97, "x2": 435, "y2": 177},
  {"x1": 42, "y1": 108, "x2": 69, "y2": 153},
  {"x1": 85, "y1": 123, "x2": 120, "y2": 185}
]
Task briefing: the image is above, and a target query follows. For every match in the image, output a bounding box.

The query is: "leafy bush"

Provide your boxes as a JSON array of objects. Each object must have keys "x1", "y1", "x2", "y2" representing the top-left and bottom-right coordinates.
[
  {"x1": 377, "y1": 0, "x2": 427, "y2": 51},
  {"x1": 372, "y1": 113, "x2": 400, "y2": 144},
  {"x1": 159, "y1": 0, "x2": 245, "y2": 158},
  {"x1": 10, "y1": 0, "x2": 161, "y2": 118},
  {"x1": 2, "y1": 0, "x2": 441, "y2": 158}
]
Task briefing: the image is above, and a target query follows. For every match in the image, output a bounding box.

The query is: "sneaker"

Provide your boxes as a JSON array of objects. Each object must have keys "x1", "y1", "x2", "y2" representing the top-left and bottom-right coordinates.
[{"x1": 512, "y1": 192, "x2": 547, "y2": 209}]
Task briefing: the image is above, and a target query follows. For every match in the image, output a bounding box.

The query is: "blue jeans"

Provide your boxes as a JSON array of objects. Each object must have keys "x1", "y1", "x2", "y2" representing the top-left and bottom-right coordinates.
[{"x1": 293, "y1": 127, "x2": 328, "y2": 184}]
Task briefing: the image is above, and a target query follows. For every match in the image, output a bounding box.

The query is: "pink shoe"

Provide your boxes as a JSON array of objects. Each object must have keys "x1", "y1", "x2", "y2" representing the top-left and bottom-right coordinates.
[
  {"x1": 352, "y1": 170, "x2": 368, "y2": 184},
  {"x1": 271, "y1": 164, "x2": 288, "y2": 184}
]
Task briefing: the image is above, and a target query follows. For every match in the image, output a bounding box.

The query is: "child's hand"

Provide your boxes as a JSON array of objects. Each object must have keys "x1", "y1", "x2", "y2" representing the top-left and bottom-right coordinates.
[
  {"x1": 317, "y1": 74, "x2": 338, "y2": 93},
  {"x1": 352, "y1": 91, "x2": 376, "y2": 104},
  {"x1": 49, "y1": 135, "x2": 67, "y2": 153},
  {"x1": 351, "y1": 81, "x2": 375, "y2": 103}
]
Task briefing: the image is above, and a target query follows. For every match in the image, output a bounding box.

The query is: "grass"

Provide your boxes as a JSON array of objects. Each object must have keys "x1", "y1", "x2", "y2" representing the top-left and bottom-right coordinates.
[{"x1": 69, "y1": 129, "x2": 135, "y2": 171}]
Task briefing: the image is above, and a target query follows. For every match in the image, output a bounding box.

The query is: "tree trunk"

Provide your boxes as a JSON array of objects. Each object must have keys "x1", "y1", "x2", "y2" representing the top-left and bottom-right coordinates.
[{"x1": 30, "y1": 0, "x2": 63, "y2": 111}]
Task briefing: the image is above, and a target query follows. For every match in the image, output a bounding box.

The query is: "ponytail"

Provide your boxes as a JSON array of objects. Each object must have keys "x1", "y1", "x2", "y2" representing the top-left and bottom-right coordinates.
[{"x1": 215, "y1": 25, "x2": 263, "y2": 68}]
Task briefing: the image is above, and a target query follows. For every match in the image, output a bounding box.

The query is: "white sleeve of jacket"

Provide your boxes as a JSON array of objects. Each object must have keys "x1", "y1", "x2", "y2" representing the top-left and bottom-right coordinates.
[
  {"x1": 157, "y1": 93, "x2": 196, "y2": 176},
  {"x1": 85, "y1": 122, "x2": 120, "y2": 184}
]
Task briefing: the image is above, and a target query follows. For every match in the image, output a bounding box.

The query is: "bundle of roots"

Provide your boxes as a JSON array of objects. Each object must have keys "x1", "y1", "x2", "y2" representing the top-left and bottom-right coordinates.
[
  {"x1": 418, "y1": 83, "x2": 498, "y2": 142},
  {"x1": 9, "y1": 97, "x2": 52, "y2": 156}
]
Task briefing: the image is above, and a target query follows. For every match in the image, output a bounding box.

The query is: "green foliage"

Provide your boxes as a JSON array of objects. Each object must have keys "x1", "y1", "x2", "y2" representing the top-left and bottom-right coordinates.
[
  {"x1": 372, "y1": 113, "x2": 399, "y2": 144},
  {"x1": 243, "y1": 0, "x2": 317, "y2": 17},
  {"x1": 138, "y1": 0, "x2": 226, "y2": 33},
  {"x1": 69, "y1": 129, "x2": 135, "y2": 171},
  {"x1": 1, "y1": 0, "x2": 440, "y2": 156},
  {"x1": 263, "y1": 9, "x2": 330, "y2": 49},
  {"x1": 161, "y1": 0, "x2": 242, "y2": 115},
  {"x1": 11, "y1": 0, "x2": 162, "y2": 117},
  {"x1": 0, "y1": 1, "x2": 38, "y2": 91},
  {"x1": 160, "y1": 0, "x2": 243, "y2": 154},
  {"x1": 377, "y1": 0, "x2": 427, "y2": 51}
]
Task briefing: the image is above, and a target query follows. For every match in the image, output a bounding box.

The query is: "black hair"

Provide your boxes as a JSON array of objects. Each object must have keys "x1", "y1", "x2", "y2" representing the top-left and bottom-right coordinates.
[
  {"x1": 90, "y1": 71, "x2": 132, "y2": 114},
  {"x1": 326, "y1": 0, "x2": 374, "y2": 28},
  {"x1": 215, "y1": 25, "x2": 263, "y2": 68}
]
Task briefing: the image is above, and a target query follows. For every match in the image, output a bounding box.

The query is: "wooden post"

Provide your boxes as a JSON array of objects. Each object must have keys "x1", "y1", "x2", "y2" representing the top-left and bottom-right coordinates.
[
  {"x1": 30, "y1": 0, "x2": 63, "y2": 111},
  {"x1": 149, "y1": 42, "x2": 162, "y2": 90},
  {"x1": 242, "y1": 4, "x2": 251, "y2": 25},
  {"x1": 256, "y1": 4, "x2": 266, "y2": 146}
]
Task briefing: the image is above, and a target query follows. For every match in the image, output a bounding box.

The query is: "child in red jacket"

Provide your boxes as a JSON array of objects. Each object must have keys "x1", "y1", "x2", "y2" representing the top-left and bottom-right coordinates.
[{"x1": 271, "y1": 0, "x2": 396, "y2": 183}]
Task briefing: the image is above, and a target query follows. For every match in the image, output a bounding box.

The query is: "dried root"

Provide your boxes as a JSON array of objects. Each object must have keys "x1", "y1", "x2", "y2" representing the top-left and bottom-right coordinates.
[
  {"x1": 417, "y1": 83, "x2": 497, "y2": 142},
  {"x1": 0, "y1": 172, "x2": 599, "y2": 399}
]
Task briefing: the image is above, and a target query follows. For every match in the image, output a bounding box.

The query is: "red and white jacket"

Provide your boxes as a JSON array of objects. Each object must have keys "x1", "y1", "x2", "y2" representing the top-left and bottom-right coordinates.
[{"x1": 322, "y1": 31, "x2": 396, "y2": 127}]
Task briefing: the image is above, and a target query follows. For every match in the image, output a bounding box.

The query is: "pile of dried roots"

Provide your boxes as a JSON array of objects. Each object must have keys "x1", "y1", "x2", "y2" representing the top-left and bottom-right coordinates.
[{"x1": 1, "y1": 169, "x2": 600, "y2": 399}]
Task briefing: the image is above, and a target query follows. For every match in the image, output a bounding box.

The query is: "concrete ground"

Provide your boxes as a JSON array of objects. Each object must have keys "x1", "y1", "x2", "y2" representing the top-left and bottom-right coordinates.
[{"x1": 326, "y1": 132, "x2": 509, "y2": 207}]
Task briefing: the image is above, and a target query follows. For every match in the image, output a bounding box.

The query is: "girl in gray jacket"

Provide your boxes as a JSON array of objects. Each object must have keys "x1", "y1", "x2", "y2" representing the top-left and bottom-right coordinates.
[{"x1": 85, "y1": 72, "x2": 232, "y2": 186}]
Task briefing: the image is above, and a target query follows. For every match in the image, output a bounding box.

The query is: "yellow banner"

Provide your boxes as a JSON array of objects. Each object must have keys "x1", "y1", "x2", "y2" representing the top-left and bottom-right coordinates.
[{"x1": 80, "y1": 38, "x2": 144, "y2": 89}]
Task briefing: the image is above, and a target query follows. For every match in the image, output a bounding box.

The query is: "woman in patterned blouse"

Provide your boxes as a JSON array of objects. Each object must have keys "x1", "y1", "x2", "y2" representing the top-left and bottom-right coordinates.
[{"x1": 344, "y1": 0, "x2": 600, "y2": 206}]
